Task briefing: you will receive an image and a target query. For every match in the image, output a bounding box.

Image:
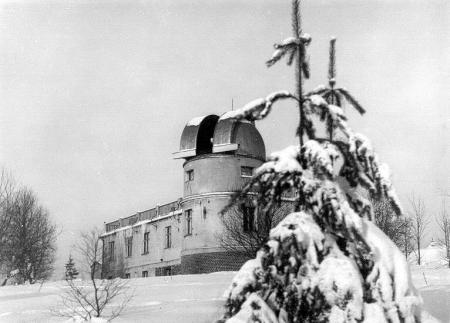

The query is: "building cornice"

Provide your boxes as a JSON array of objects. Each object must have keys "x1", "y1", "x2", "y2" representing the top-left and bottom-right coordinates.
[{"x1": 181, "y1": 191, "x2": 237, "y2": 204}]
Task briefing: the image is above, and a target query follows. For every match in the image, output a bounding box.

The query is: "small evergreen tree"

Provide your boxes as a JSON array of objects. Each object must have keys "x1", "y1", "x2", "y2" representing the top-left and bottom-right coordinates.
[
  {"x1": 64, "y1": 255, "x2": 79, "y2": 280},
  {"x1": 219, "y1": 1, "x2": 426, "y2": 322},
  {"x1": 55, "y1": 230, "x2": 132, "y2": 321}
]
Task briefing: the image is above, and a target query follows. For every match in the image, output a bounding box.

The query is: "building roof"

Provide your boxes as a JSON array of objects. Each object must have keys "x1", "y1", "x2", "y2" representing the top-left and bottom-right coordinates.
[{"x1": 174, "y1": 113, "x2": 265, "y2": 160}]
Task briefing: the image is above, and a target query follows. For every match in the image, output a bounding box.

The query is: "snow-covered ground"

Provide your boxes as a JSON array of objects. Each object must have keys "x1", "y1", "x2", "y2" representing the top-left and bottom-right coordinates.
[{"x1": 0, "y1": 265, "x2": 448, "y2": 322}]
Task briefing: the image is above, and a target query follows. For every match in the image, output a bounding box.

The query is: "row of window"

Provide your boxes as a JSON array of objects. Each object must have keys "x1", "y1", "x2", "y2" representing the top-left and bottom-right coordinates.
[
  {"x1": 107, "y1": 206, "x2": 256, "y2": 261},
  {"x1": 107, "y1": 209, "x2": 194, "y2": 260},
  {"x1": 184, "y1": 166, "x2": 254, "y2": 182},
  {"x1": 124, "y1": 267, "x2": 173, "y2": 279}
]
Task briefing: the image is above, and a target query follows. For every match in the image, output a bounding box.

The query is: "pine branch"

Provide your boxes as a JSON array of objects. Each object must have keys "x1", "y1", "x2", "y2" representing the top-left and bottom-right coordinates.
[
  {"x1": 328, "y1": 37, "x2": 336, "y2": 87},
  {"x1": 221, "y1": 91, "x2": 296, "y2": 121},
  {"x1": 287, "y1": 49, "x2": 297, "y2": 66},
  {"x1": 337, "y1": 88, "x2": 366, "y2": 114},
  {"x1": 291, "y1": 0, "x2": 301, "y2": 38}
]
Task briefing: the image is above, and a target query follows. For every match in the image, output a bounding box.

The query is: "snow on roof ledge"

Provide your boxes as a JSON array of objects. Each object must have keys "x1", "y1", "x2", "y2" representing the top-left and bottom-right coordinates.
[{"x1": 101, "y1": 209, "x2": 183, "y2": 238}]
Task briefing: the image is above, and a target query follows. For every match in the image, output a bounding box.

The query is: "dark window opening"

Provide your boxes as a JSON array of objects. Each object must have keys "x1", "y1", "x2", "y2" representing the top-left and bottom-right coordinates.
[
  {"x1": 142, "y1": 271, "x2": 148, "y2": 278},
  {"x1": 185, "y1": 169, "x2": 194, "y2": 182},
  {"x1": 243, "y1": 205, "x2": 255, "y2": 232},
  {"x1": 165, "y1": 226, "x2": 172, "y2": 248},
  {"x1": 125, "y1": 273, "x2": 130, "y2": 279},
  {"x1": 241, "y1": 166, "x2": 254, "y2": 177},
  {"x1": 126, "y1": 237, "x2": 133, "y2": 257},
  {"x1": 185, "y1": 209, "x2": 193, "y2": 236},
  {"x1": 108, "y1": 241, "x2": 115, "y2": 261},
  {"x1": 143, "y1": 232, "x2": 149, "y2": 254},
  {"x1": 196, "y1": 115, "x2": 219, "y2": 155},
  {"x1": 155, "y1": 266, "x2": 176, "y2": 277}
]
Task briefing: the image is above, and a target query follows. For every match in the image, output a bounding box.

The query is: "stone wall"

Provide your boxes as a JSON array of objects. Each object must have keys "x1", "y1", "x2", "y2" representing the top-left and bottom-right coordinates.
[{"x1": 181, "y1": 251, "x2": 249, "y2": 274}]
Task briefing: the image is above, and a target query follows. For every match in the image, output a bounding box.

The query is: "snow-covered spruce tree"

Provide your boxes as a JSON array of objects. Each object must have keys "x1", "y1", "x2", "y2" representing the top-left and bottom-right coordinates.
[{"x1": 218, "y1": 2, "x2": 425, "y2": 322}]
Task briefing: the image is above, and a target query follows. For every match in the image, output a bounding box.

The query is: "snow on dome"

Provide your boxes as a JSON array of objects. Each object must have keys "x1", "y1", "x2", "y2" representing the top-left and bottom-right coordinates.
[{"x1": 186, "y1": 115, "x2": 207, "y2": 127}]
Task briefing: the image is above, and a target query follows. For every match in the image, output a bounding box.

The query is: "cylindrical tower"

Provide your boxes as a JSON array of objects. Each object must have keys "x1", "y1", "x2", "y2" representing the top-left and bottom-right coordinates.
[{"x1": 173, "y1": 114, "x2": 265, "y2": 274}]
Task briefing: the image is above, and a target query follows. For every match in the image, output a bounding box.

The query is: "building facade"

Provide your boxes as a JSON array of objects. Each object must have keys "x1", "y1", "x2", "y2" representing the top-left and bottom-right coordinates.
[{"x1": 101, "y1": 114, "x2": 266, "y2": 278}]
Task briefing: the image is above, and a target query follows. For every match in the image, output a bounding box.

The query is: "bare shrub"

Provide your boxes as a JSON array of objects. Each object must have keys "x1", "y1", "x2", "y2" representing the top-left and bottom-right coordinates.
[
  {"x1": 410, "y1": 195, "x2": 429, "y2": 265},
  {"x1": 219, "y1": 201, "x2": 294, "y2": 258},
  {"x1": 55, "y1": 229, "x2": 133, "y2": 321}
]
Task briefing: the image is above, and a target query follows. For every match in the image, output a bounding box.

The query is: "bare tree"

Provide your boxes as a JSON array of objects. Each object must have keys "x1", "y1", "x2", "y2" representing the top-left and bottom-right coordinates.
[
  {"x1": 372, "y1": 197, "x2": 413, "y2": 256},
  {"x1": 402, "y1": 218, "x2": 414, "y2": 259},
  {"x1": 55, "y1": 229, "x2": 133, "y2": 321},
  {"x1": 410, "y1": 195, "x2": 429, "y2": 265},
  {"x1": 219, "y1": 201, "x2": 294, "y2": 258},
  {"x1": 0, "y1": 169, "x2": 17, "y2": 285},
  {"x1": 1, "y1": 186, "x2": 56, "y2": 284},
  {"x1": 436, "y1": 201, "x2": 450, "y2": 267},
  {"x1": 0, "y1": 169, "x2": 17, "y2": 251}
]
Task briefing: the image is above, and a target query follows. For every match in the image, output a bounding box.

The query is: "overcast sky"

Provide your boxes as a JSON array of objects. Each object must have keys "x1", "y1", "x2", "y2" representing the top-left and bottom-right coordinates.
[{"x1": 0, "y1": 0, "x2": 449, "y2": 276}]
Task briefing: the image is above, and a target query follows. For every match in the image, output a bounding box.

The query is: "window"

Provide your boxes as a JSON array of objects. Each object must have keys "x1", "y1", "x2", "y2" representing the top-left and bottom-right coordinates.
[
  {"x1": 126, "y1": 237, "x2": 133, "y2": 257},
  {"x1": 241, "y1": 166, "x2": 254, "y2": 177},
  {"x1": 243, "y1": 205, "x2": 255, "y2": 232},
  {"x1": 165, "y1": 226, "x2": 172, "y2": 248},
  {"x1": 142, "y1": 271, "x2": 148, "y2": 278},
  {"x1": 125, "y1": 273, "x2": 130, "y2": 279},
  {"x1": 185, "y1": 210, "x2": 193, "y2": 236},
  {"x1": 185, "y1": 169, "x2": 194, "y2": 182},
  {"x1": 143, "y1": 232, "x2": 149, "y2": 254},
  {"x1": 108, "y1": 241, "x2": 115, "y2": 261}
]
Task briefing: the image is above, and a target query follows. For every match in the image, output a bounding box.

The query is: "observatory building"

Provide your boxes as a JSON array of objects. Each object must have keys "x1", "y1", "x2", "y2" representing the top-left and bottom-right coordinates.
[{"x1": 101, "y1": 114, "x2": 266, "y2": 278}]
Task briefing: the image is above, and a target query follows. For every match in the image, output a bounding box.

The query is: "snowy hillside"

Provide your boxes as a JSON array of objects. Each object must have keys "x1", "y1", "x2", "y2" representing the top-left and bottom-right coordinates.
[
  {"x1": 409, "y1": 242, "x2": 448, "y2": 267},
  {"x1": 0, "y1": 269, "x2": 448, "y2": 323}
]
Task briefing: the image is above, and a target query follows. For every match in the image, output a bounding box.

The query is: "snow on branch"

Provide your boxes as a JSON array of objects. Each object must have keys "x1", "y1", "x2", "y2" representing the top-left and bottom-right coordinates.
[
  {"x1": 306, "y1": 94, "x2": 347, "y2": 123},
  {"x1": 307, "y1": 84, "x2": 328, "y2": 96},
  {"x1": 257, "y1": 145, "x2": 301, "y2": 174},
  {"x1": 223, "y1": 207, "x2": 422, "y2": 323},
  {"x1": 347, "y1": 133, "x2": 403, "y2": 215},
  {"x1": 266, "y1": 34, "x2": 311, "y2": 70},
  {"x1": 221, "y1": 91, "x2": 296, "y2": 122},
  {"x1": 227, "y1": 293, "x2": 278, "y2": 323},
  {"x1": 303, "y1": 94, "x2": 403, "y2": 215},
  {"x1": 225, "y1": 253, "x2": 264, "y2": 303},
  {"x1": 302, "y1": 140, "x2": 339, "y2": 178}
]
